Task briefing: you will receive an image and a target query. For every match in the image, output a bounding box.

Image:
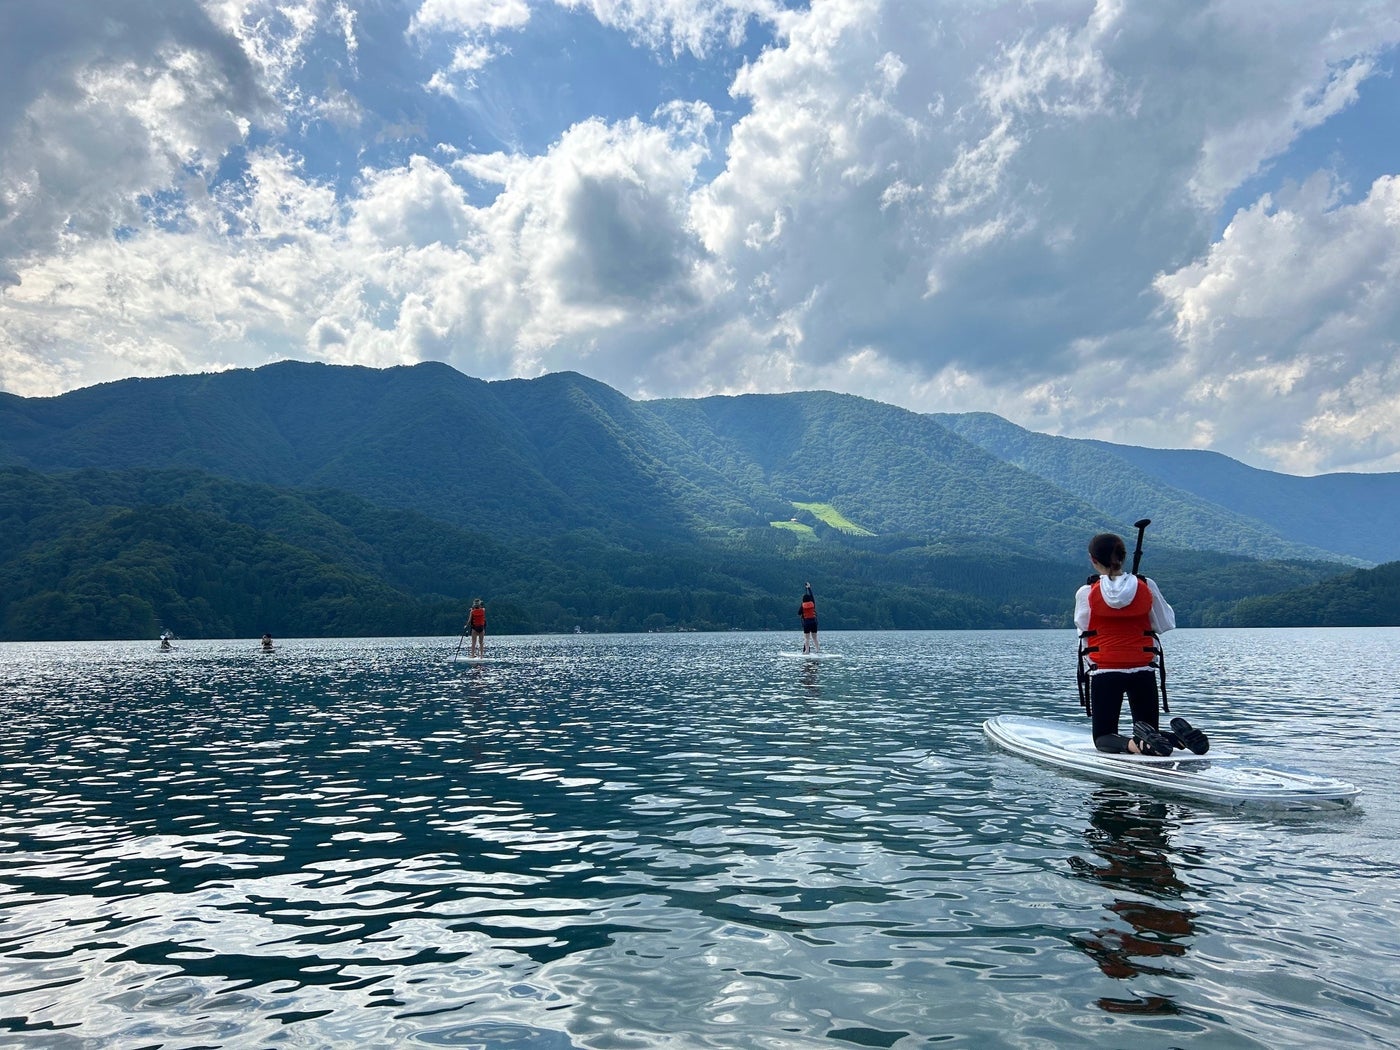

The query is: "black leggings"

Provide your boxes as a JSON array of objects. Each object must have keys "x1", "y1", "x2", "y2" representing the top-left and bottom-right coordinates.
[{"x1": 1089, "y1": 669, "x2": 1159, "y2": 753}]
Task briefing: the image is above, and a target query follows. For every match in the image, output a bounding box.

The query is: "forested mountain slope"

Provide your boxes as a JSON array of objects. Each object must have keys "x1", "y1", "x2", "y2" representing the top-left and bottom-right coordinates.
[
  {"x1": 932, "y1": 412, "x2": 1390, "y2": 564},
  {"x1": 7, "y1": 361, "x2": 1375, "y2": 563},
  {"x1": 1088, "y1": 440, "x2": 1400, "y2": 565},
  {"x1": 1, "y1": 465, "x2": 1120, "y2": 639},
  {"x1": 2, "y1": 360, "x2": 1391, "y2": 639},
  {"x1": 0, "y1": 363, "x2": 752, "y2": 539}
]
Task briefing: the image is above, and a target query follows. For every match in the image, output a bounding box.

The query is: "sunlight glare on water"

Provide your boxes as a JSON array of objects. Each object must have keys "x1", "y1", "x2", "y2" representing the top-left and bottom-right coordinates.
[{"x1": 1, "y1": 629, "x2": 1397, "y2": 1048}]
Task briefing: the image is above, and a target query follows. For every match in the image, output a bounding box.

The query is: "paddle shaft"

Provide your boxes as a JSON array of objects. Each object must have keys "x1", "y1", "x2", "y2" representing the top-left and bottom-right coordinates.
[
  {"x1": 1130, "y1": 518, "x2": 1151, "y2": 574},
  {"x1": 1128, "y1": 517, "x2": 1171, "y2": 712}
]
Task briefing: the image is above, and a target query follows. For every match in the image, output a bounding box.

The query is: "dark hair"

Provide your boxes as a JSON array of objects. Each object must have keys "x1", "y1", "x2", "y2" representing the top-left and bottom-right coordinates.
[{"x1": 1087, "y1": 533, "x2": 1127, "y2": 572}]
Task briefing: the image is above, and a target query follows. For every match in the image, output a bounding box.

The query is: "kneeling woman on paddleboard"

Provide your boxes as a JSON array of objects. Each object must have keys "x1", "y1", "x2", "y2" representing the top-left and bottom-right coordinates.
[{"x1": 1074, "y1": 532, "x2": 1207, "y2": 757}]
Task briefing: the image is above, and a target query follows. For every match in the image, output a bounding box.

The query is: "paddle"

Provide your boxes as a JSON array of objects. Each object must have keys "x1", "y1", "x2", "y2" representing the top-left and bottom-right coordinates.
[
  {"x1": 1130, "y1": 517, "x2": 1151, "y2": 574},
  {"x1": 1127, "y1": 516, "x2": 1171, "y2": 713},
  {"x1": 452, "y1": 626, "x2": 467, "y2": 660}
]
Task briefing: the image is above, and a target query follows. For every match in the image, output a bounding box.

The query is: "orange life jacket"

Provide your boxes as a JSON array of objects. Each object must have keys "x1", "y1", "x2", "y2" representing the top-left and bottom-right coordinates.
[
  {"x1": 800, "y1": 599, "x2": 816, "y2": 620},
  {"x1": 1083, "y1": 580, "x2": 1156, "y2": 669},
  {"x1": 470, "y1": 607, "x2": 485, "y2": 628}
]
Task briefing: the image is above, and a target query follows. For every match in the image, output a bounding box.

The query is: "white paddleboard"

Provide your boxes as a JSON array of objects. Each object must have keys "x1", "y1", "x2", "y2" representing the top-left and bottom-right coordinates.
[
  {"x1": 983, "y1": 715, "x2": 1359, "y2": 807},
  {"x1": 779, "y1": 650, "x2": 841, "y2": 660}
]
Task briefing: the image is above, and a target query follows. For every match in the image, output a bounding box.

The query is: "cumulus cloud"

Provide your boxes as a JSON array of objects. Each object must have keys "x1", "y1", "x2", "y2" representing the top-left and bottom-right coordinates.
[
  {"x1": 681, "y1": 0, "x2": 1400, "y2": 471},
  {"x1": 411, "y1": 0, "x2": 533, "y2": 35},
  {"x1": 0, "y1": 0, "x2": 268, "y2": 284},
  {"x1": 557, "y1": 0, "x2": 785, "y2": 57},
  {"x1": 1153, "y1": 173, "x2": 1400, "y2": 473},
  {"x1": 0, "y1": 92, "x2": 718, "y2": 390},
  {"x1": 3, "y1": 0, "x2": 1400, "y2": 475},
  {"x1": 435, "y1": 104, "x2": 718, "y2": 368}
]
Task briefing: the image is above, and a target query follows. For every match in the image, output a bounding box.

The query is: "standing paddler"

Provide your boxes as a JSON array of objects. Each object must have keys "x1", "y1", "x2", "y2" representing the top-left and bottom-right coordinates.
[
  {"x1": 468, "y1": 598, "x2": 486, "y2": 657},
  {"x1": 798, "y1": 582, "x2": 819, "y2": 653}
]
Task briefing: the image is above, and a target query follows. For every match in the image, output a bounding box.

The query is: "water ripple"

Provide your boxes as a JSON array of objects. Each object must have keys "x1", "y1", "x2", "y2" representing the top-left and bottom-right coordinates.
[{"x1": 1, "y1": 630, "x2": 1397, "y2": 1048}]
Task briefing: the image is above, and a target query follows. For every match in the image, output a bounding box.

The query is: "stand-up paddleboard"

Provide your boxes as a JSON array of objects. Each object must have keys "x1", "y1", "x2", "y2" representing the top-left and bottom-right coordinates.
[
  {"x1": 779, "y1": 650, "x2": 841, "y2": 660},
  {"x1": 453, "y1": 655, "x2": 505, "y2": 665},
  {"x1": 983, "y1": 715, "x2": 1359, "y2": 807}
]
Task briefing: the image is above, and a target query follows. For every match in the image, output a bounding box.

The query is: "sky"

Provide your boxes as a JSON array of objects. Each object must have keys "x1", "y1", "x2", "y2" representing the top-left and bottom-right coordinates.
[{"x1": 2, "y1": 1, "x2": 1400, "y2": 476}]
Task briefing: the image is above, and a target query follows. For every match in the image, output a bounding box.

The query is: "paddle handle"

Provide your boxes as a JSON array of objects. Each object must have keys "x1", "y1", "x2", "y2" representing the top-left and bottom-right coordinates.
[{"x1": 1130, "y1": 518, "x2": 1150, "y2": 574}]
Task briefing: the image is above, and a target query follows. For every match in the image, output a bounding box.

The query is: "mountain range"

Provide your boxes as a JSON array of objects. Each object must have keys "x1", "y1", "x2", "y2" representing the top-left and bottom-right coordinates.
[{"x1": 2, "y1": 360, "x2": 1397, "y2": 639}]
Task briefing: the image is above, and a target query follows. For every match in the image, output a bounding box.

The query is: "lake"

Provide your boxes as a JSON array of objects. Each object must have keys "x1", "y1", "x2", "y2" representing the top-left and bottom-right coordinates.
[{"x1": 2, "y1": 629, "x2": 1396, "y2": 1048}]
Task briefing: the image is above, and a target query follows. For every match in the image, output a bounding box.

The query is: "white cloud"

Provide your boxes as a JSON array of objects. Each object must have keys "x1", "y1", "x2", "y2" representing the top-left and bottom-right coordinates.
[
  {"x1": 1188, "y1": 36, "x2": 1389, "y2": 209},
  {"x1": 447, "y1": 106, "x2": 719, "y2": 365},
  {"x1": 410, "y1": 0, "x2": 532, "y2": 101},
  {"x1": 410, "y1": 0, "x2": 532, "y2": 35},
  {"x1": 1153, "y1": 173, "x2": 1400, "y2": 473},
  {"x1": 0, "y1": 2, "x2": 268, "y2": 285},
  {"x1": 0, "y1": 96, "x2": 720, "y2": 392},
  {"x1": 4, "y1": 0, "x2": 1400, "y2": 475},
  {"x1": 348, "y1": 156, "x2": 477, "y2": 248},
  {"x1": 555, "y1": 0, "x2": 784, "y2": 57},
  {"x1": 680, "y1": 0, "x2": 1400, "y2": 471}
]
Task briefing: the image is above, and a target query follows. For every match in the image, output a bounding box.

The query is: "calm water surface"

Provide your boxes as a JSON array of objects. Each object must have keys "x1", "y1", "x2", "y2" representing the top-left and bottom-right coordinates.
[{"x1": 2, "y1": 629, "x2": 1397, "y2": 1048}]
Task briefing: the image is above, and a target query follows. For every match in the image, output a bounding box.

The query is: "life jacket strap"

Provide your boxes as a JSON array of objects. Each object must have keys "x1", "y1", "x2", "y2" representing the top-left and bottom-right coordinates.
[
  {"x1": 1075, "y1": 629, "x2": 1170, "y2": 714},
  {"x1": 1076, "y1": 630, "x2": 1094, "y2": 717}
]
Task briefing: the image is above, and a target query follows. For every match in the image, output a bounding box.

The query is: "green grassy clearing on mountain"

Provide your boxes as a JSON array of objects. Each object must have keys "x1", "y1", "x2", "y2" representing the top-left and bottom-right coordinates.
[
  {"x1": 770, "y1": 519, "x2": 816, "y2": 537},
  {"x1": 790, "y1": 501, "x2": 876, "y2": 536}
]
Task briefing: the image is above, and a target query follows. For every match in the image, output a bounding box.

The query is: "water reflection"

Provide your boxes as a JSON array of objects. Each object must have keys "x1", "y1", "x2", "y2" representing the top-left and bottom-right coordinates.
[
  {"x1": 0, "y1": 632, "x2": 1394, "y2": 1047},
  {"x1": 1068, "y1": 791, "x2": 1200, "y2": 1016}
]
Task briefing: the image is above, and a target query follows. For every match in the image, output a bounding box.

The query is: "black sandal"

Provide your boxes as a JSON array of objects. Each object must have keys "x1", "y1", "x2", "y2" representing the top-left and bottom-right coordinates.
[
  {"x1": 1132, "y1": 721, "x2": 1174, "y2": 757},
  {"x1": 1170, "y1": 717, "x2": 1210, "y2": 755}
]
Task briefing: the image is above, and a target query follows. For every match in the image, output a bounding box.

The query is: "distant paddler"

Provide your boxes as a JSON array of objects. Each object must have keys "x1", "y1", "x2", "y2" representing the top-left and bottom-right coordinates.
[
  {"x1": 261, "y1": 632, "x2": 274, "y2": 651},
  {"x1": 798, "y1": 583, "x2": 819, "y2": 653},
  {"x1": 467, "y1": 598, "x2": 487, "y2": 657}
]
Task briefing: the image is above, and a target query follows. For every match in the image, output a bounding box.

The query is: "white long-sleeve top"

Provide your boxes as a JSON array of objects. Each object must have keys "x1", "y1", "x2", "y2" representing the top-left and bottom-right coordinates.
[{"x1": 1074, "y1": 573, "x2": 1176, "y2": 639}]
